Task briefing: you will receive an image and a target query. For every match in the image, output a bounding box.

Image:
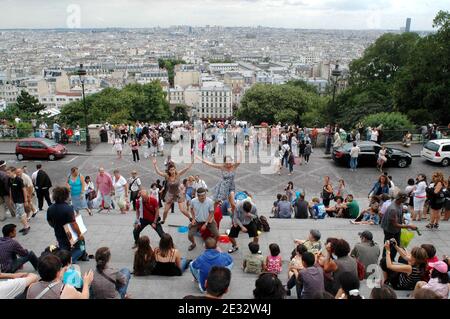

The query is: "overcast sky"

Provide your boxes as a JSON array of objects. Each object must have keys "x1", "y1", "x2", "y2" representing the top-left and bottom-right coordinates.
[{"x1": 0, "y1": 0, "x2": 448, "y2": 30}]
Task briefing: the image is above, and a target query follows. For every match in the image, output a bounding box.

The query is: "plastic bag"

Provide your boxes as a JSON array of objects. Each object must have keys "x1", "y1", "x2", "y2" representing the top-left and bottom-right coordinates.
[{"x1": 400, "y1": 228, "x2": 415, "y2": 248}]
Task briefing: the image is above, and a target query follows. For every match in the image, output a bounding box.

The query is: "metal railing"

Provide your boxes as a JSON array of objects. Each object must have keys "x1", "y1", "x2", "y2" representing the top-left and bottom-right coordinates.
[{"x1": 0, "y1": 128, "x2": 88, "y2": 142}]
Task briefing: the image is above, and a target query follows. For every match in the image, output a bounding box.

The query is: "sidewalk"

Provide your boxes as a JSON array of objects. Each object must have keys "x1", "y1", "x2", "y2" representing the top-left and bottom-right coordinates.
[{"x1": 0, "y1": 141, "x2": 103, "y2": 156}]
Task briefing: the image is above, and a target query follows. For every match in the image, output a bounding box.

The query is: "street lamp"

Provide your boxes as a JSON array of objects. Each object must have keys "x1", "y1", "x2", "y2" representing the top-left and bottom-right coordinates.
[
  {"x1": 325, "y1": 64, "x2": 342, "y2": 155},
  {"x1": 331, "y1": 64, "x2": 342, "y2": 104},
  {"x1": 77, "y1": 64, "x2": 92, "y2": 152}
]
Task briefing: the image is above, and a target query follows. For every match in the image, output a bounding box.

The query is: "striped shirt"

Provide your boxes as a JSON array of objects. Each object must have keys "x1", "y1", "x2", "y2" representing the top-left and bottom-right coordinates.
[{"x1": 398, "y1": 265, "x2": 425, "y2": 290}]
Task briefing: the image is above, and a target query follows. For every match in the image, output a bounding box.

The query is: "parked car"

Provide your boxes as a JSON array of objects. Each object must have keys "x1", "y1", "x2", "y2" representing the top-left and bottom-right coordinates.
[
  {"x1": 332, "y1": 141, "x2": 412, "y2": 168},
  {"x1": 421, "y1": 139, "x2": 450, "y2": 167},
  {"x1": 15, "y1": 138, "x2": 67, "y2": 161}
]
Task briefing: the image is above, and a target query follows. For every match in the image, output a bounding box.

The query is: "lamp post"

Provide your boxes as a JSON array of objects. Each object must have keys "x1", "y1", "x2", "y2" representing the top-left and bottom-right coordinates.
[
  {"x1": 77, "y1": 64, "x2": 91, "y2": 152},
  {"x1": 325, "y1": 64, "x2": 342, "y2": 155}
]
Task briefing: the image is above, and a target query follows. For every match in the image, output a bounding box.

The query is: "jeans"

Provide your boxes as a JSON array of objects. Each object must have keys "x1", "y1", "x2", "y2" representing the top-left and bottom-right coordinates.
[
  {"x1": 133, "y1": 218, "x2": 165, "y2": 243},
  {"x1": 282, "y1": 155, "x2": 289, "y2": 168},
  {"x1": 8, "y1": 251, "x2": 39, "y2": 273},
  {"x1": 132, "y1": 150, "x2": 140, "y2": 162},
  {"x1": 54, "y1": 132, "x2": 60, "y2": 143},
  {"x1": 117, "y1": 268, "x2": 131, "y2": 299},
  {"x1": 289, "y1": 163, "x2": 294, "y2": 173},
  {"x1": 350, "y1": 157, "x2": 358, "y2": 170},
  {"x1": 58, "y1": 239, "x2": 84, "y2": 264}
]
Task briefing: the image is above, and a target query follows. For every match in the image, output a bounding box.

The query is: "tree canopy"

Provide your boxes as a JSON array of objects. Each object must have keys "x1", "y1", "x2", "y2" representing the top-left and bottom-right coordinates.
[{"x1": 59, "y1": 82, "x2": 171, "y2": 125}]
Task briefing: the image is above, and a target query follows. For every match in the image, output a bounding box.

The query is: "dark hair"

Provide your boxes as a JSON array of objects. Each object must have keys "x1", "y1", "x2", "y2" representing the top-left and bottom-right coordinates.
[
  {"x1": 325, "y1": 238, "x2": 339, "y2": 254},
  {"x1": 420, "y1": 244, "x2": 436, "y2": 259},
  {"x1": 407, "y1": 178, "x2": 415, "y2": 186},
  {"x1": 248, "y1": 242, "x2": 260, "y2": 254},
  {"x1": 205, "y1": 237, "x2": 217, "y2": 249},
  {"x1": 242, "y1": 201, "x2": 252, "y2": 213},
  {"x1": 36, "y1": 164, "x2": 42, "y2": 170},
  {"x1": 206, "y1": 266, "x2": 231, "y2": 297},
  {"x1": 38, "y1": 254, "x2": 62, "y2": 282},
  {"x1": 54, "y1": 249, "x2": 72, "y2": 268},
  {"x1": 253, "y1": 273, "x2": 285, "y2": 299},
  {"x1": 85, "y1": 176, "x2": 91, "y2": 182},
  {"x1": 276, "y1": 194, "x2": 282, "y2": 200},
  {"x1": 340, "y1": 272, "x2": 362, "y2": 299},
  {"x1": 159, "y1": 233, "x2": 175, "y2": 257},
  {"x1": 302, "y1": 252, "x2": 316, "y2": 267},
  {"x1": 269, "y1": 243, "x2": 280, "y2": 257},
  {"x1": 52, "y1": 186, "x2": 70, "y2": 204},
  {"x1": 370, "y1": 285, "x2": 397, "y2": 299},
  {"x1": 95, "y1": 247, "x2": 111, "y2": 273},
  {"x1": 166, "y1": 163, "x2": 176, "y2": 176},
  {"x1": 133, "y1": 236, "x2": 154, "y2": 276},
  {"x1": 2, "y1": 223, "x2": 16, "y2": 237},
  {"x1": 150, "y1": 183, "x2": 157, "y2": 188},
  {"x1": 431, "y1": 269, "x2": 449, "y2": 284},
  {"x1": 334, "y1": 239, "x2": 351, "y2": 258},
  {"x1": 281, "y1": 195, "x2": 288, "y2": 201},
  {"x1": 334, "y1": 196, "x2": 343, "y2": 203},
  {"x1": 70, "y1": 167, "x2": 78, "y2": 174}
]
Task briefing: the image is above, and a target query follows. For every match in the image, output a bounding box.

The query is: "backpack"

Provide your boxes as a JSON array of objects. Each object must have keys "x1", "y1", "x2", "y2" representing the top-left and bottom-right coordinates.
[{"x1": 259, "y1": 216, "x2": 270, "y2": 232}]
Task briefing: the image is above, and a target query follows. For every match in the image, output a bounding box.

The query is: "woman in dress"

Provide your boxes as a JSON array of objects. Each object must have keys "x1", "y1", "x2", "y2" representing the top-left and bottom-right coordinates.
[
  {"x1": 377, "y1": 145, "x2": 387, "y2": 172},
  {"x1": 426, "y1": 171, "x2": 445, "y2": 229},
  {"x1": 336, "y1": 179, "x2": 346, "y2": 198},
  {"x1": 67, "y1": 167, "x2": 92, "y2": 216},
  {"x1": 112, "y1": 169, "x2": 129, "y2": 214},
  {"x1": 196, "y1": 147, "x2": 243, "y2": 213},
  {"x1": 412, "y1": 174, "x2": 427, "y2": 221},
  {"x1": 321, "y1": 176, "x2": 334, "y2": 208},
  {"x1": 152, "y1": 158, "x2": 193, "y2": 224},
  {"x1": 113, "y1": 136, "x2": 123, "y2": 159}
]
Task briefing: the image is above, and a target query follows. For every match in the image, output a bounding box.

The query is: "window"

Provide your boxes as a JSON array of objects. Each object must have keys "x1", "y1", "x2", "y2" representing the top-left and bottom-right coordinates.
[
  {"x1": 424, "y1": 142, "x2": 440, "y2": 152},
  {"x1": 442, "y1": 145, "x2": 450, "y2": 152},
  {"x1": 19, "y1": 141, "x2": 31, "y2": 148},
  {"x1": 30, "y1": 141, "x2": 46, "y2": 149},
  {"x1": 360, "y1": 146, "x2": 374, "y2": 153}
]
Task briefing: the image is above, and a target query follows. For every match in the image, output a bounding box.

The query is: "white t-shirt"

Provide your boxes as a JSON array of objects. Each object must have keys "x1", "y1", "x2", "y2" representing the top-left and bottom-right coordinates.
[
  {"x1": 0, "y1": 278, "x2": 28, "y2": 299},
  {"x1": 158, "y1": 136, "x2": 164, "y2": 147},
  {"x1": 21, "y1": 173, "x2": 33, "y2": 188},
  {"x1": 217, "y1": 134, "x2": 224, "y2": 144},
  {"x1": 149, "y1": 188, "x2": 159, "y2": 202},
  {"x1": 350, "y1": 146, "x2": 360, "y2": 158},
  {"x1": 370, "y1": 130, "x2": 378, "y2": 142},
  {"x1": 128, "y1": 177, "x2": 142, "y2": 192},
  {"x1": 113, "y1": 175, "x2": 127, "y2": 196},
  {"x1": 74, "y1": 129, "x2": 80, "y2": 136}
]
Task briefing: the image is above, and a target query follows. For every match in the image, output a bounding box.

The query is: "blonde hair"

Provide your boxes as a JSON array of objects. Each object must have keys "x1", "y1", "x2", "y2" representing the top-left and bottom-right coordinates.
[{"x1": 432, "y1": 171, "x2": 444, "y2": 184}]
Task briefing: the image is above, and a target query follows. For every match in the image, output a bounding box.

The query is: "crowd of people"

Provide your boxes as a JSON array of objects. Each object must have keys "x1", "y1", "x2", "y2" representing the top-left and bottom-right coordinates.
[{"x1": 0, "y1": 118, "x2": 449, "y2": 300}]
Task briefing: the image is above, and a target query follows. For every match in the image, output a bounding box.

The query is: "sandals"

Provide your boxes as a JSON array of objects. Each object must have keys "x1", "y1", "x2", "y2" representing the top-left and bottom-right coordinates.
[
  {"x1": 228, "y1": 246, "x2": 239, "y2": 254},
  {"x1": 188, "y1": 244, "x2": 197, "y2": 251}
]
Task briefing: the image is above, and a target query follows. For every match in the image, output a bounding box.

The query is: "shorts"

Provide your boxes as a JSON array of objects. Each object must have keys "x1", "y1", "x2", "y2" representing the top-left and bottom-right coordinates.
[
  {"x1": 14, "y1": 203, "x2": 25, "y2": 218},
  {"x1": 228, "y1": 220, "x2": 258, "y2": 238},
  {"x1": 188, "y1": 220, "x2": 219, "y2": 239},
  {"x1": 165, "y1": 192, "x2": 185, "y2": 203},
  {"x1": 413, "y1": 197, "x2": 426, "y2": 211}
]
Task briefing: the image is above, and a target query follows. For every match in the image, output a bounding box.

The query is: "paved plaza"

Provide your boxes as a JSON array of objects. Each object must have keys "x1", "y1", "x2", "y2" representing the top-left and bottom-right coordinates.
[{"x1": 0, "y1": 141, "x2": 448, "y2": 299}]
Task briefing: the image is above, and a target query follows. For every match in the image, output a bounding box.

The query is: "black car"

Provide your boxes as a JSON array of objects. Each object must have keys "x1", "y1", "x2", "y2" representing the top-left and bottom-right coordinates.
[{"x1": 332, "y1": 141, "x2": 412, "y2": 168}]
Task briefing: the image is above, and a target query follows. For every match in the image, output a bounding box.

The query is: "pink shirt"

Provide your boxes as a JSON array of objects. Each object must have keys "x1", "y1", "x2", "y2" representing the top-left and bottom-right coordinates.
[
  {"x1": 266, "y1": 255, "x2": 282, "y2": 274},
  {"x1": 96, "y1": 172, "x2": 113, "y2": 195}
]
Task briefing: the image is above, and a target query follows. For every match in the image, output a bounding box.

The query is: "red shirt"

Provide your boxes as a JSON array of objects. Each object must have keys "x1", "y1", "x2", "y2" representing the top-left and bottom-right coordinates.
[{"x1": 136, "y1": 196, "x2": 159, "y2": 222}]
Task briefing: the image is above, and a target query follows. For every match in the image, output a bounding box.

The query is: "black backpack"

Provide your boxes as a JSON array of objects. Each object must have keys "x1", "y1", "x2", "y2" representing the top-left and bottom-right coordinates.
[{"x1": 259, "y1": 216, "x2": 270, "y2": 232}]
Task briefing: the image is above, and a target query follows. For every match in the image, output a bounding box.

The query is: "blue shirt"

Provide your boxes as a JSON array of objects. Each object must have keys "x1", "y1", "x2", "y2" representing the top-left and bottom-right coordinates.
[
  {"x1": 362, "y1": 213, "x2": 380, "y2": 225},
  {"x1": 53, "y1": 123, "x2": 61, "y2": 133},
  {"x1": 313, "y1": 204, "x2": 326, "y2": 219},
  {"x1": 191, "y1": 249, "x2": 233, "y2": 291}
]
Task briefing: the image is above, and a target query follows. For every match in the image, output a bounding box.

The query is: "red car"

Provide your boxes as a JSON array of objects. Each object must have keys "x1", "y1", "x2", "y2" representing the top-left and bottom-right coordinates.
[{"x1": 15, "y1": 138, "x2": 67, "y2": 161}]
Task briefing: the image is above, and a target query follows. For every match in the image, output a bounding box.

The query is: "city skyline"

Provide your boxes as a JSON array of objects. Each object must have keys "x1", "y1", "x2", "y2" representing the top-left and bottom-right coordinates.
[{"x1": 0, "y1": 0, "x2": 447, "y2": 30}]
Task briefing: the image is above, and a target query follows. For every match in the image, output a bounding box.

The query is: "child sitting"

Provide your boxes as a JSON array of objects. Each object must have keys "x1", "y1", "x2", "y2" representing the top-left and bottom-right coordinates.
[
  {"x1": 265, "y1": 243, "x2": 282, "y2": 274},
  {"x1": 311, "y1": 198, "x2": 327, "y2": 219},
  {"x1": 288, "y1": 244, "x2": 307, "y2": 279},
  {"x1": 271, "y1": 194, "x2": 282, "y2": 218},
  {"x1": 243, "y1": 242, "x2": 265, "y2": 274},
  {"x1": 325, "y1": 196, "x2": 345, "y2": 217},
  {"x1": 350, "y1": 207, "x2": 380, "y2": 225}
]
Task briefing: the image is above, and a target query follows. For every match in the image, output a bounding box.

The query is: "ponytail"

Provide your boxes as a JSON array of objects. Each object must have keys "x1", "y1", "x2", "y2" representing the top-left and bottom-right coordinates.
[{"x1": 95, "y1": 247, "x2": 111, "y2": 273}]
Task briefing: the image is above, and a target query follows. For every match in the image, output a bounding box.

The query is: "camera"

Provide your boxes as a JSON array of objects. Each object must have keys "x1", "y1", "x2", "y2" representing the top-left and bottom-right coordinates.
[{"x1": 389, "y1": 238, "x2": 397, "y2": 245}]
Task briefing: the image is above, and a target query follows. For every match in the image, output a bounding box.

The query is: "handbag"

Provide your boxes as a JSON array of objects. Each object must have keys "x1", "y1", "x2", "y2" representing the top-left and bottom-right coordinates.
[
  {"x1": 400, "y1": 229, "x2": 415, "y2": 248},
  {"x1": 355, "y1": 259, "x2": 366, "y2": 280}
]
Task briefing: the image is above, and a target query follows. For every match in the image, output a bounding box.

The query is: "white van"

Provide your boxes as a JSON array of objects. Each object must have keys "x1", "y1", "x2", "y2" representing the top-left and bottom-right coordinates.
[{"x1": 421, "y1": 139, "x2": 450, "y2": 167}]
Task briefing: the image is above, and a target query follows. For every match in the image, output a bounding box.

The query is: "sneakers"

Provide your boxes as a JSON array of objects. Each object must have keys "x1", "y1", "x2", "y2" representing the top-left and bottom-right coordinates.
[
  {"x1": 426, "y1": 223, "x2": 433, "y2": 229},
  {"x1": 32, "y1": 210, "x2": 39, "y2": 218},
  {"x1": 433, "y1": 224, "x2": 439, "y2": 229},
  {"x1": 22, "y1": 227, "x2": 30, "y2": 235},
  {"x1": 228, "y1": 246, "x2": 239, "y2": 254},
  {"x1": 188, "y1": 244, "x2": 197, "y2": 251}
]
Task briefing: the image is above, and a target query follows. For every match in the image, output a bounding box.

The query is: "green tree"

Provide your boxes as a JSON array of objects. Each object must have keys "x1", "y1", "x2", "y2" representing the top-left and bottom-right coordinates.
[
  {"x1": 172, "y1": 104, "x2": 189, "y2": 121},
  {"x1": 237, "y1": 83, "x2": 325, "y2": 125},
  {"x1": 16, "y1": 90, "x2": 46, "y2": 118},
  {"x1": 158, "y1": 58, "x2": 186, "y2": 87},
  {"x1": 361, "y1": 112, "x2": 413, "y2": 130},
  {"x1": 393, "y1": 11, "x2": 450, "y2": 124},
  {"x1": 0, "y1": 104, "x2": 20, "y2": 121}
]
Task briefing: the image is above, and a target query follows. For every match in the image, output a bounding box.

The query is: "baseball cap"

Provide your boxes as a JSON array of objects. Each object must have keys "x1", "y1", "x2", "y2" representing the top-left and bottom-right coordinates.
[
  {"x1": 196, "y1": 187, "x2": 207, "y2": 195},
  {"x1": 0, "y1": 160, "x2": 5, "y2": 167},
  {"x1": 358, "y1": 230, "x2": 373, "y2": 241},
  {"x1": 428, "y1": 261, "x2": 448, "y2": 274},
  {"x1": 310, "y1": 229, "x2": 321, "y2": 241}
]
